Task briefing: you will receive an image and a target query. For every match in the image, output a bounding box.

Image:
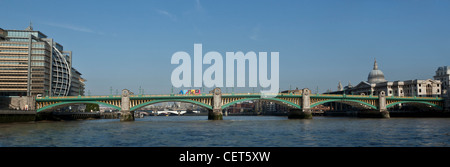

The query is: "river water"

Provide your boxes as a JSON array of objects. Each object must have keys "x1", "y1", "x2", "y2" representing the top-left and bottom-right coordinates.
[{"x1": 0, "y1": 116, "x2": 449, "y2": 147}]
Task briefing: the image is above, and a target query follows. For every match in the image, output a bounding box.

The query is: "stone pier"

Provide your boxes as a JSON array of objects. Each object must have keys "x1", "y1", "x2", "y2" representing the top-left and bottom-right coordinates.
[
  {"x1": 357, "y1": 91, "x2": 390, "y2": 118},
  {"x1": 208, "y1": 88, "x2": 223, "y2": 120},
  {"x1": 208, "y1": 109, "x2": 223, "y2": 120},
  {"x1": 288, "y1": 88, "x2": 312, "y2": 119},
  {"x1": 378, "y1": 91, "x2": 390, "y2": 118},
  {"x1": 120, "y1": 89, "x2": 134, "y2": 121}
]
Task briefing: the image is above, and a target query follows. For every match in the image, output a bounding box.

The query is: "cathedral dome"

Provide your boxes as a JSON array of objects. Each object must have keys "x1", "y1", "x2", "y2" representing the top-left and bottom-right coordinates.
[{"x1": 367, "y1": 59, "x2": 387, "y2": 83}]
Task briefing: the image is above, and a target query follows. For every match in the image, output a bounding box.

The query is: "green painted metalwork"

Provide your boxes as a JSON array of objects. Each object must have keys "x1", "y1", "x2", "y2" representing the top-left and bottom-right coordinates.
[
  {"x1": 310, "y1": 94, "x2": 378, "y2": 100},
  {"x1": 386, "y1": 101, "x2": 443, "y2": 110},
  {"x1": 37, "y1": 101, "x2": 121, "y2": 112},
  {"x1": 36, "y1": 93, "x2": 444, "y2": 112},
  {"x1": 36, "y1": 94, "x2": 443, "y2": 101},
  {"x1": 386, "y1": 97, "x2": 444, "y2": 101},
  {"x1": 130, "y1": 95, "x2": 213, "y2": 100},
  {"x1": 221, "y1": 97, "x2": 301, "y2": 109},
  {"x1": 36, "y1": 96, "x2": 121, "y2": 102},
  {"x1": 130, "y1": 99, "x2": 213, "y2": 111},
  {"x1": 310, "y1": 99, "x2": 378, "y2": 110}
]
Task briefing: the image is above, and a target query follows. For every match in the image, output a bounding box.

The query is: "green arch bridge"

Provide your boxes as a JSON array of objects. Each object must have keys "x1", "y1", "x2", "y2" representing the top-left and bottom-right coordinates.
[{"x1": 34, "y1": 88, "x2": 447, "y2": 120}]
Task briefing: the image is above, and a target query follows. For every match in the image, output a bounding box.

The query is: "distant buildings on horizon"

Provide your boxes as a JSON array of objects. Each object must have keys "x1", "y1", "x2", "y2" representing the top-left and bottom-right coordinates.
[{"x1": 329, "y1": 59, "x2": 449, "y2": 98}]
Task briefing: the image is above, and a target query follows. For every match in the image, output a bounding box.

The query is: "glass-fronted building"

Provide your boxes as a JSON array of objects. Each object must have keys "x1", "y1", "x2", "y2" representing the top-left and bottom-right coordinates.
[{"x1": 0, "y1": 25, "x2": 84, "y2": 97}]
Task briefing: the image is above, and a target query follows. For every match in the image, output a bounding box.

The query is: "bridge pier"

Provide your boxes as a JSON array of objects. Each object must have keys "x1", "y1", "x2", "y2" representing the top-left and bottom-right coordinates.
[
  {"x1": 288, "y1": 109, "x2": 312, "y2": 119},
  {"x1": 288, "y1": 88, "x2": 312, "y2": 119},
  {"x1": 208, "y1": 88, "x2": 223, "y2": 120},
  {"x1": 378, "y1": 91, "x2": 390, "y2": 118},
  {"x1": 208, "y1": 109, "x2": 223, "y2": 120},
  {"x1": 120, "y1": 89, "x2": 134, "y2": 121},
  {"x1": 357, "y1": 91, "x2": 390, "y2": 118}
]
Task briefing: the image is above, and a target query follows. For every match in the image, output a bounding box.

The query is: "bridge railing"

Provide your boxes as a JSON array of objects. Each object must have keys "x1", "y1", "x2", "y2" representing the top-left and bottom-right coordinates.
[
  {"x1": 37, "y1": 95, "x2": 122, "y2": 99},
  {"x1": 130, "y1": 93, "x2": 215, "y2": 97},
  {"x1": 312, "y1": 94, "x2": 342, "y2": 97},
  {"x1": 221, "y1": 93, "x2": 304, "y2": 96},
  {"x1": 35, "y1": 93, "x2": 443, "y2": 100},
  {"x1": 222, "y1": 93, "x2": 263, "y2": 96},
  {"x1": 386, "y1": 96, "x2": 443, "y2": 100},
  {"x1": 310, "y1": 94, "x2": 443, "y2": 100}
]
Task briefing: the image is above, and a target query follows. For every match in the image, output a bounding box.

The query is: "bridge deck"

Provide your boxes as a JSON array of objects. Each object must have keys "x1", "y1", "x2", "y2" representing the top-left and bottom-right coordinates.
[{"x1": 35, "y1": 93, "x2": 445, "y2": 112}]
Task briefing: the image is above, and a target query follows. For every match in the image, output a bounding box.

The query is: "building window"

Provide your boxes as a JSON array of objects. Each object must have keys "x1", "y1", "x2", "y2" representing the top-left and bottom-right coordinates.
[{"x1": 419, "y1": 89, "x2": 422, "y2": 93}]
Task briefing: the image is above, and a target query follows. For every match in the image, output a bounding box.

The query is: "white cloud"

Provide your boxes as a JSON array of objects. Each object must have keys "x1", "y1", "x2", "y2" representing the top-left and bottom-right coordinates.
[
  {"x1": 250, "y1": 25, "x2": 261, "y2": 41},
  {"x1": 43, "y1": 22, "x2": 104, "y2": 35},
  {"x1": 156, "y1": 9, "x2": 177, "y2": 21},
  {"x1": 195, "y1": 0, "x2": 203, "y2": 11}
]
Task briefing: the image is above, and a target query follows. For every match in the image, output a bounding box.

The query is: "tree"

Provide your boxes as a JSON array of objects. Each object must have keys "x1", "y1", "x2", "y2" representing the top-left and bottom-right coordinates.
[{"x1": 85, "y1": 103, "x2": 99, "y2": 112}]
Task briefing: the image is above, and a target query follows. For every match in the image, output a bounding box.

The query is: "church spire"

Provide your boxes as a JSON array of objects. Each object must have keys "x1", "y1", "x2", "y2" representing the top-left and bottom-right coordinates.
[
  {"x1": 373, "y1": 58, "x2": 378, "y2": 70},
  {"x1": 338, "y1": 81, "x2": 343, "y2": 91}
]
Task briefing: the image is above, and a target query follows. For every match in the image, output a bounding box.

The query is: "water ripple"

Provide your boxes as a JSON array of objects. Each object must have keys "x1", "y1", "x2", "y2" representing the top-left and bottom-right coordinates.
[{"x1": 0, "y1": 116, "x2": 449, "y2": 147}]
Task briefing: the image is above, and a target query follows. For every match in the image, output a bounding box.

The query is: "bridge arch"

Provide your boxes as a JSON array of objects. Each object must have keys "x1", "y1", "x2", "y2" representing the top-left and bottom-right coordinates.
[
  {"x1": 37, "y1": 101, "x2": 121, "y2": 112},
  {"x1": 386, "y1": 101, "x2": 443, "y2": 110},
  {"x1": 221, "y1": 98, "x2": 301, "y2": 109},
  {"x1": 130, "y1": 99, "x2": 213, "y2": 111},
  {"x1": 310, "y1": 99, "x2": 378, "y2": 110}
]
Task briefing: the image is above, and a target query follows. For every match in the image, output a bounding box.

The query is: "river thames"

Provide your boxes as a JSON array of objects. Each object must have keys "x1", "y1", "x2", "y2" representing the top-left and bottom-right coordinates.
[{"x1": 0, "y1": 116, "x2": 449, "y2": 147}]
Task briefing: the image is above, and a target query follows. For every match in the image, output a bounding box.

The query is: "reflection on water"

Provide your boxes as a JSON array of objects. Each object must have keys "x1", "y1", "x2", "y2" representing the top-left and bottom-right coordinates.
[{"x1": 0, "y1": 116, "x2": 449, "y2": 147}]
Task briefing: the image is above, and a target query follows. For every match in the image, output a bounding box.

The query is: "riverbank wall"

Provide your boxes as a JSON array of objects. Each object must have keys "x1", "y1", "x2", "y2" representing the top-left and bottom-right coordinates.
[
  {"x1": 100, "y1": 112, "x2": 120, "y2": 119},
  {"x1": 35, "y1": 112, "x2": 101, "y2": 121},
  {"x1": 0, "y1": 110, "x2": 36, "y2": 123},
  {"x1": 0, "y1": 110, "x2": 104, "y2": 123}
]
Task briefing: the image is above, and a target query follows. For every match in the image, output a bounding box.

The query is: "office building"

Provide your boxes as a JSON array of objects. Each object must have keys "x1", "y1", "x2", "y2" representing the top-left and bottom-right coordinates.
[{"x1": 0, "y1": 25, "x2": 84, "y2": 96}]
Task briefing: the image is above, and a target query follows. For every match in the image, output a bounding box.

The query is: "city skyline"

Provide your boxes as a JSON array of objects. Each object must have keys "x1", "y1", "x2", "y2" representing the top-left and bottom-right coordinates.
[{"x1": 1, "y1": 0, "x2": 449, "y2": 95}]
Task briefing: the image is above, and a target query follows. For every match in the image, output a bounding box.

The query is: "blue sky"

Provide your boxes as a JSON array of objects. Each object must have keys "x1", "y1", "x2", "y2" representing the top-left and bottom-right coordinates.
[{"x1": 1, "y1": 0, "x2": 449, "y2": 95}]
